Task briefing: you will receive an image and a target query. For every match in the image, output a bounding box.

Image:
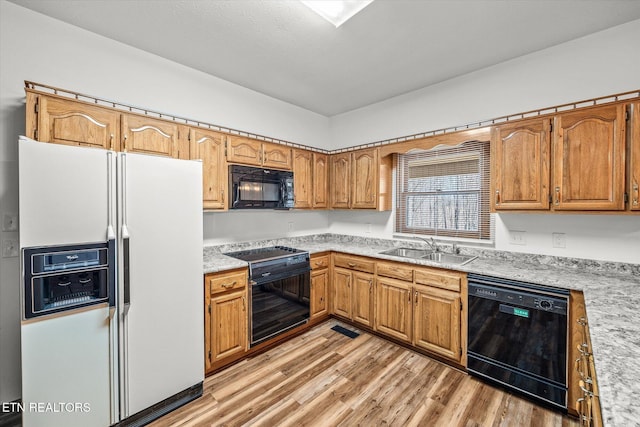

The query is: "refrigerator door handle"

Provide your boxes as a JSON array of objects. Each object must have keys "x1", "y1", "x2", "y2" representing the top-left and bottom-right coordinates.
[
  {"x1": 107, "y1": 151, "x2": 116, "y2": 241},
  {"x1": 123, "y1": 228, "x2": 131, "y2": 315}
]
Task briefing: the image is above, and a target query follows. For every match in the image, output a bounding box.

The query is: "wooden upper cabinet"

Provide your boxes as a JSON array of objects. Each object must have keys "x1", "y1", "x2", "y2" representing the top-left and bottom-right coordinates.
[
  {"x1": 312, "y1": 153, "x2": 329, "y2": 208},
  {"x1": 630, "y1": 102, "x2": 640, "y2": 211},
  {"x1": 226, "y1": 136, "x2": 292, "y2": 170},
  {"x1": 351, "y1": 148, "x2": 379, "y2": 209},
  {"x1": 190, "y1": 128, "x2": 227, "y2": 210},
  {"x1": 35, "y1": 94, "x2": 119, "y2": 150},
  {"x1": 122, "y1": 114, "x2": 179, "y2": 158},
  {"x1": 226, "y1": 135, "x2": 262, "y2": 166},
  {"x1": 491, "y1": 118, "x2": 551, "y2": 210},
  {"x1": 293, "y1": 149, "x2": 313, "y2": 208},
  {"x1": 553, "y1": 104, "x2": 626, "y2": 210},
  {"x1": 262, "y1": 142, "x2": 292, "y2": 170},
  {"x1": 330, "y1": 153, "x2": 351, "y2": 208}
]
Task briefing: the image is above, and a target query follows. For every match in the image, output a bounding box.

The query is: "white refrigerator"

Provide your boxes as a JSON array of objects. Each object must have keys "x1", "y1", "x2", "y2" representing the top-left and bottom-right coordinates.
[{"x1": 19, "y1": 137, "x2": 204, "y2": 426}]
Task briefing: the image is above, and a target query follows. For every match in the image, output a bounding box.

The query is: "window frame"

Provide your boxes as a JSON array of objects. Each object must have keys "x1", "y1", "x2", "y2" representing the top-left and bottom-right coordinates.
[{"x1": 395, "y1": 141, "x2": 491, "y2": 241}]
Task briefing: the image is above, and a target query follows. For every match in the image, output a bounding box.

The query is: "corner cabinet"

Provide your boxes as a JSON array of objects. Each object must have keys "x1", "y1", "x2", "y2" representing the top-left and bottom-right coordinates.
[
  {"x1": 491, "y1": 118, "x2": 551, "y2": 210},
  {"x1": 204, "y1": 269, "x2": 248, "y2": 374},
  {"x1": 553, "y1": 104, "x2": 626, "y2": 210},
  {"x1": 189, "y1": 128, "x2": 227, "y2": 210},
  {"x1": 330, "y1": 148, "x2": 392, "y2": 211}
]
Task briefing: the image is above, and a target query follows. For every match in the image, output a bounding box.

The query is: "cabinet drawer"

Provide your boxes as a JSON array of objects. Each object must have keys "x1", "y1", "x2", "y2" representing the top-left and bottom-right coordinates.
[
  {"x1": 311, "y1": 254, "x2": 330, "y2": 270},
  {"x1": 208, "y1": 270, "x2": 247, "y2": 295},
  {"x1": 414, "y1": 268, "x2": 463, "y2": 292},
  {"x1": 333, "y1": 254, "x2": 375, "y2": 273},
  {"x1": 376, "y1": 262, "x2": 413, "y2": 282}
]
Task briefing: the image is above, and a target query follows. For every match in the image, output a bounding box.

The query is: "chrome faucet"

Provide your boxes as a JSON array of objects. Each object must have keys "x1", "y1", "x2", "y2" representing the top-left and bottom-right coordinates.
[{"x1": 416, "y1": 236, "x2": 440, "y2": 252}]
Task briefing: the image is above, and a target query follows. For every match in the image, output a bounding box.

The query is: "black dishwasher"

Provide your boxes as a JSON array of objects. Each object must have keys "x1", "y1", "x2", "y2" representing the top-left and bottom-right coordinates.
[{"x1": 467, "y1": 274, "x2": 569, "y2": 410}]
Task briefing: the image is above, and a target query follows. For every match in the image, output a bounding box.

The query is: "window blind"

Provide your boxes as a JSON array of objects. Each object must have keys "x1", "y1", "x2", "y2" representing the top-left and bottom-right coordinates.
[{"x1": 396, "y1": 141, "x2": 492, "y2": 240}]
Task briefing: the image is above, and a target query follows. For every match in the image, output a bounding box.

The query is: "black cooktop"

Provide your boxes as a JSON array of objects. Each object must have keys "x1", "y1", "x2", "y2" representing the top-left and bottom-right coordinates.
[{"x1": 223, "y1": 246, "x2": 307, "y2": 263}]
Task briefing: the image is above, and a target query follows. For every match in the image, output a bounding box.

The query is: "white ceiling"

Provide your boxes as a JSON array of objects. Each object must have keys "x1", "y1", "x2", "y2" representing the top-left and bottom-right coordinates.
[{"x1": 9, "y1": 0, "x2": 640, "y2": 116}]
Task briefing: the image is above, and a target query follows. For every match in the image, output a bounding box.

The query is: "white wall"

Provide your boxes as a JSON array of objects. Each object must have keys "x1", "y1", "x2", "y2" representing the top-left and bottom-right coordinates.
[
  {"x1": 0, "y1": 0, "x2": 331, "y2": 402},
  {"x1": 327, "y1": 19, "x2": 640, "y2": 264},
  {"x1": 203, "y1": 210, "x2": 329, "y2": 245},
  {"x1": 329, "y1": 19, "x2": 640, "y2": 149}
]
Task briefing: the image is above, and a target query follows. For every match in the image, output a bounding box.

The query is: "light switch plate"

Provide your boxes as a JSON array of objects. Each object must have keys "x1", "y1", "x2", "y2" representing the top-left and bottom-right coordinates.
[
  {"x1": 2, "y1": 239, "x2": 19, "y2": 258},
  {"x1": 2, "y1": 213, "x2": 18, "y2": 231}
]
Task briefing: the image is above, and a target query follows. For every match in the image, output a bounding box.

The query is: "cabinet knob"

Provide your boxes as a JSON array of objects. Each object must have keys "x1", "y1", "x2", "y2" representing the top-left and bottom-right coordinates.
[
  {"x1": 495, "y1": 190, "x2": 500, "y2": 205},
  {"x1": 554, "y1": 187, "x2": 560, "y2": 205}
]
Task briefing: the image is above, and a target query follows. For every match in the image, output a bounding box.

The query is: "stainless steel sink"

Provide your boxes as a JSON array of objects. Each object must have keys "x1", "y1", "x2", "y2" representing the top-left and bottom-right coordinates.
[
  {"x1": 421, "y1": 252, "x2": 477, "y2": 265},
  {"x1": 379, "y1": 247, "x2": 433, "y2": 258}
]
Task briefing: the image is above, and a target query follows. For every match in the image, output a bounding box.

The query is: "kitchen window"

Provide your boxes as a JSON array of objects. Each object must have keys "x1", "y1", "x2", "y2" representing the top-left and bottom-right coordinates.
[{"x1": 396, "y1": 140, "x2": 491, "y2": 240}]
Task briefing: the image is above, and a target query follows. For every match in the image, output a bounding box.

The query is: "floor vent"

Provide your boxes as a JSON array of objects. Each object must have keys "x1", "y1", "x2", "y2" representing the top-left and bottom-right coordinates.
[{"x1": 331, "y1": 325, "x2": 360, "y2": 339}]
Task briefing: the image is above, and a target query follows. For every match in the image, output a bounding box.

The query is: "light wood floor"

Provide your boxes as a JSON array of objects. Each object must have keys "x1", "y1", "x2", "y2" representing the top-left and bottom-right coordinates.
[{"x1": 150, "y1": 320, "x2": 579, "y2": 427}]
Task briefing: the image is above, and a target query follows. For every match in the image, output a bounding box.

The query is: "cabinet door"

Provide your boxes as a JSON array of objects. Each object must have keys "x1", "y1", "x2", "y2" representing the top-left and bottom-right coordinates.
[
  {"x1": 226, "y1": 135, "x2": 262, "y2": 166},
  {"x1": 311, "y1": 269, "x2": 329, "y2": 319},
  {"x1": 332, "y1": 267, "x2": 352, "y2": 319},
  {"x1": 37, "y1": 95, "x2": 119, "y2": 150},
  {"x1": 413, "y1": 285, "x2": 461, "y2": 361},
  {"x1": 190, "y1": 128, "x2": 227, "y2": 210},
  {"x1": 375, "y1": 277, "x2": 411, "y2": 343},
  {"x1": 331, "y1": 153, "x2": 351, "y2": 208},
  {"x1": 312, "y1": 153, "x2": 329, "y2": 208},
  {"x1": 553, "y1": 104, "x2": 626, "y2": 210},
  {"x1": 630, "y1": 103, "x2": 640, "y2": 211},
  {"x1": 352, "y1": 272, "x2": 374, "y2": 328},
  {"x1": 210, "y1": 291, "x2": 247, "y2": 363},
  {"x1": 122, "y1": 114, "x2": 179, "y2": 158},
  {"x1": 293, "y1": 149, "x2": 313, "y2": 208},
  {"x1": 351, "y1": 149, "x2": 378, "y2": 209},
  {"x1": 263, "y1": 142, "x2": 292, "y2": 170},
  {"x1": 491, "y1": 119, "x2": 551, "y2": 210}
]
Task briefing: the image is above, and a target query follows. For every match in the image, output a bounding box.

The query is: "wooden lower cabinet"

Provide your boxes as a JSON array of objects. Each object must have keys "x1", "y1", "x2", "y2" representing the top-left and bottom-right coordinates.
[
  {"x1": 310, "y1": 253, "x2": 330, "y2": 320},
  {"x1": 204, "y1": 269, "x2": 248, "y2": 373},
  {"x1": 332, "y1": 267, "x2": 353, "y2": 319},
  {"x1": 351, "y1": 272, "x2": 375, "y2": 327},
  {"x1": 311, "y1": 269, "x2": 329, "y2": 319},
  {"x1": 569, "y1": 290, "x2": 603, "y2": 425},
  {"x1": 375, "y1": 277, "x2": 412, "y2": 343},
  {"x1": 413, "y1": 284, "x2": 461, "y2": 360}
]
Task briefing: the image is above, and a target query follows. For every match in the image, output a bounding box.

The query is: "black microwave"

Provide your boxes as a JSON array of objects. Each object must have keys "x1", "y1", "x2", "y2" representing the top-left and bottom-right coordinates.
[{"x1": 230, "y1": 165, "x2": 294, "y2": 209}]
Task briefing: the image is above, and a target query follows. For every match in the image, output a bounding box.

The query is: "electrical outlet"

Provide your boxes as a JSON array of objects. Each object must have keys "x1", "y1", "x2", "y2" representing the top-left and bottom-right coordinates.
[
  {"x1": 552, "y1": 232, "x2": 566, "y2": 248},
  {"x1": 366, "y1": 223, "x2": 372, "y2": 233},
  {"x1": 288, "y1": 221, "x2": 294, "y2": 231},
  {"x1": 2, "y1": 239, "x2": 18, "y2": 258},
  {"x1": 509, "y1": 231, "x2": 526, "y2": 246},
  {"x1": 2, "y1": 213, "x2": 18, "y2": 231}
]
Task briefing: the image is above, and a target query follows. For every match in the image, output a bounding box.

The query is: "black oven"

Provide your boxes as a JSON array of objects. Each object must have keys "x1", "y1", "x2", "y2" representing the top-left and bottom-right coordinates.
[
  {"x1": 467, "y1": 274, "x2": 569, "y2": 410},
  {"x1": 229, "y1": 165, "x2": 294, "y2": 209},
  {"x1": 224, "y1": 246, "x2": 310, "y2": 347},
  {"x1": 22, "y1": 242, "x2": 115, "y2": 319}
]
